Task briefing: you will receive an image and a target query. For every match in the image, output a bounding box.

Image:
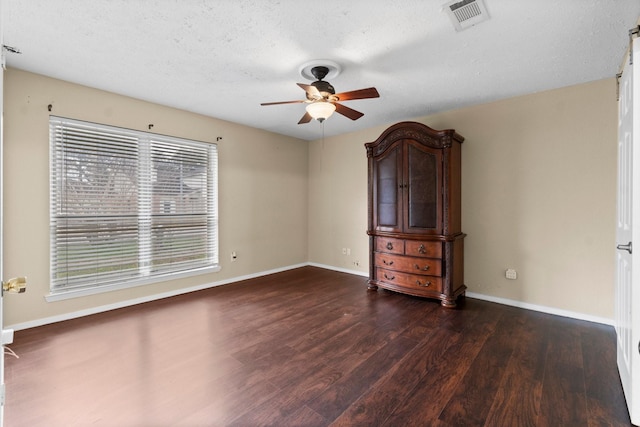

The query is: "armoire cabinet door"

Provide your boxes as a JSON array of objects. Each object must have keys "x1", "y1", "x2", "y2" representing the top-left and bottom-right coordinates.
[
  {"x1": 374, "y1": 143, "x2": 402, "y2": 233},
  {"x1": 404, "y1": 140, "x2": 442, "y2": 234}
]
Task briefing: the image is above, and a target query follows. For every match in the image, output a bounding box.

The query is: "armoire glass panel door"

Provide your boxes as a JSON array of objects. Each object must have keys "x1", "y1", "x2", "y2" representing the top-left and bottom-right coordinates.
[
  {"x1": 406, "y1": 141, "x2": 441, "y2": 233},
  {"x1": 375, "y1": 144, "x2": 402, "y2": 232}
]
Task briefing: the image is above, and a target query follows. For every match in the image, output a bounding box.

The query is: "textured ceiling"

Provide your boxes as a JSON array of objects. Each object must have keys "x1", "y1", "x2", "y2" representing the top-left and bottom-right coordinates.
[{"x1": 3, "y1": 0, "x2": 640, "y2": 141}]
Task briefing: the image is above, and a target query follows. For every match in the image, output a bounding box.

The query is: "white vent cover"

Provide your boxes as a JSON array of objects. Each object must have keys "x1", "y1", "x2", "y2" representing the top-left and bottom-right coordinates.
[{"x1": 443, "y1": 0, "x2": 490, "y2": 31}]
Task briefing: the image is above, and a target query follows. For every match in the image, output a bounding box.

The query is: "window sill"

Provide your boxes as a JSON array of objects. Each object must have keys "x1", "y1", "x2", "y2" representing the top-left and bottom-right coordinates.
[{"x1": 45, "y1": 265, "x2": 222, "y2": 302}]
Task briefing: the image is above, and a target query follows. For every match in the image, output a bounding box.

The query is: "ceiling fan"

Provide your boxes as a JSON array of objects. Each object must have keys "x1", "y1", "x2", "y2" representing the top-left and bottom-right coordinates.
[{"x1": 261, "y1": 65, "x2": 380, "y2": 124}]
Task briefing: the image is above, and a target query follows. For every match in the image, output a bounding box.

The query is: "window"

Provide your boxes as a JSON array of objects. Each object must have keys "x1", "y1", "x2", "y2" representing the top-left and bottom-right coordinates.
[{"x1": 49, "y1": 116, "x2": 218, "y2": 299}]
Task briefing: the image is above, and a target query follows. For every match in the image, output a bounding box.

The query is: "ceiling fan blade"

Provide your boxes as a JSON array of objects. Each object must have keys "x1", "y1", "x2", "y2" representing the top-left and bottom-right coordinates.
[
  {"x1": 334, "y1": 102, "x2": 364, "y2": 121},
  {"x1": 260, "y1": 100, "x2": 305, "y2": 106},
  {"x1": 298, "y1": 112, "x2": 312, "y2": 124},
  {"x1": 334, "y1": 87, "x2": 380, "y2": 101},
  {"x1": 297, "y1": 83, "x2": 321, "y2": 98}
]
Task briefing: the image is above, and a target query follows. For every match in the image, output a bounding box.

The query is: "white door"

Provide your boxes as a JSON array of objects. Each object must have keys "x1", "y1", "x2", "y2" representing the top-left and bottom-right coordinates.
[
  {"x1": 0, "y1": 1, "x2": 6, "y2": 425},
  {"x1": 616, "y1": 38, "x2": 640, "y2": 426},
  {"x1": 0, "y1": 2, "x2": 6, "y2": 424}
]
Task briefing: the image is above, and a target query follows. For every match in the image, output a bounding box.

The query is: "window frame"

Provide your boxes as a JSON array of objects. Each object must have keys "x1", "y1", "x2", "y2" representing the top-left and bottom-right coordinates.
[{"x1": 47, "y1": 116, "x2": 219, "y2": 302}]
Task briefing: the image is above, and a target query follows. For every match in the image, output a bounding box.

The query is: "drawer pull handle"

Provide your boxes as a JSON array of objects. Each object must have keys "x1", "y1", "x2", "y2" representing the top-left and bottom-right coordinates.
[
  {"x1": 417, "y1": 280, "x2": 431, "y2": 287},
  {"x1": 384, "y1": 273, "x2": 395, "y2": 280},
  {"x1": 414, "y1": 264, "x2": 429, "y2": 271},
  {"x1": 383, "y1": 260, "x2": 394, "y2": 266},
  {"x1": 386, "y1": 242, "x2": 394, "y2": 250},
  {"x1": 418, "y1": 244, "x2": 427, "y2": 254}
]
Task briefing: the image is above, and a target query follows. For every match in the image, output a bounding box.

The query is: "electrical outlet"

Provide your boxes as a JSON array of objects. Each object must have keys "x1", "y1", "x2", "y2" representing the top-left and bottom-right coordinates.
[
  {"x1": 505, "y1": 269, "x2": 517, "y2": 280},
  {"x1": 342, "y1": 248, "x2": 347, "y2": 255},
  {"x1": 353, "y1": 260, "x2": 360, "y2": 267},
  {"x1": 231, "y1": 251, "x2": 237, "y2": 262},
  {"x1": 347, "y1": 248, "x2": 351, "y2": 255}
]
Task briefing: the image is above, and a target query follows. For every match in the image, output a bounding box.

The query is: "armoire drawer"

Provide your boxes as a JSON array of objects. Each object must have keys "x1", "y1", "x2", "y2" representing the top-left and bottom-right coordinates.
[
  {"x1": 375, "y1": 237, "x2": 404, "y2": 255},
  {"x1": 374, "y1": 252, "x2": 442, "y2": 276},
  {"x1": 405, "y1": 240, "x2": 442, "y2": 258},
  {"x1": 376, "y1": 267, "x2": 443, "y2": 293}
]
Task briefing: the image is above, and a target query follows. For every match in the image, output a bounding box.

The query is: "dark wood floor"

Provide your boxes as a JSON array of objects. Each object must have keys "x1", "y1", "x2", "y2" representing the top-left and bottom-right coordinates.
[{"x1": 4, "y1": 266, "x2": 632, "y2": 426}]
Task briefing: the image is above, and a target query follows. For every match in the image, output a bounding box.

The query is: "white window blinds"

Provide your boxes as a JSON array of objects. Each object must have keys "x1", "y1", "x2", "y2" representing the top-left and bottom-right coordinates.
[{"x1": 49, "y1": 117, "x2": 218, "y2": 295}]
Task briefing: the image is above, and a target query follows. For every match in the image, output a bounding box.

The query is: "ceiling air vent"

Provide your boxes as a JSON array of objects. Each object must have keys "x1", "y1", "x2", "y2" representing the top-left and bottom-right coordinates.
[{"x1": 443, "y1": 0, "x2": 489, "y2": 31}]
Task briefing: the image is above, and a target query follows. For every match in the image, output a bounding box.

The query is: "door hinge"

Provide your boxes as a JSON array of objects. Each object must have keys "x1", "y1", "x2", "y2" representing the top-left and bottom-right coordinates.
[
  {"x1": 617, "y1": 72, "x2": 623, "y2": 102},
  {"x1": 630, "y1": 25, "x2": 640, "y2": 65},
  {"x1": 0, "y1": 383, "x2": 5, "y2": 406}
]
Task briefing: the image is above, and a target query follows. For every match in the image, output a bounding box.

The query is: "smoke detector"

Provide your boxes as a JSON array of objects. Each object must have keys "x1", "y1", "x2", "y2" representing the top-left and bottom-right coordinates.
[{"x1": 443, "y1": 0, "x2": 490, "y2": 31}]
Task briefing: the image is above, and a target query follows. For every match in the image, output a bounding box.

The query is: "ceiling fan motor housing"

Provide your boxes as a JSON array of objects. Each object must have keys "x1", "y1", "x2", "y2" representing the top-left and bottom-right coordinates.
[
  {"x1": 311, "y1": 80, "x2": 335, "y2": 96},
  {"x1": 310, "y1": 66, "x2": 330, "y2": 80},
  {"x1": 309, "y1": 66, "x2": 336, "y2": 98}
]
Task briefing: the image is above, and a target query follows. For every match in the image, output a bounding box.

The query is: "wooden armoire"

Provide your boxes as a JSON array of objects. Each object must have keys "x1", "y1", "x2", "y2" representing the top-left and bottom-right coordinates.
[{"x1": 365, "y1": 121, "x2": 466, "y2": 307}]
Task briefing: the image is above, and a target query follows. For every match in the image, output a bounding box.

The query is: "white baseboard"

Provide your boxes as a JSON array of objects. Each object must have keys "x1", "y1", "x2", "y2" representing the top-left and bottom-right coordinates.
[
  {"x1": 307, "y1": 262, "x2": 368, "y2": 277},
  {"x1": 310, "y1": 264, "x2": 614, "y2": 326},
  {"x1": 7, "y1": 263, "x2": 308, "y2": 331},
  {"x1": 465, "y1": 292, "x2": 614, "y2": 326},
  {"x1": 7, "y1": 263, "x2": 614, "y2": 330}
]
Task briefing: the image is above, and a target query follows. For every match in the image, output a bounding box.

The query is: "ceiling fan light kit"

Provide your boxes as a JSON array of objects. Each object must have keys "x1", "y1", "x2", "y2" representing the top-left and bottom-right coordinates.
[
  {"x1": 261, "y1": 60, "x2": 379, "y2": 125},
  {"x1": 306, "y1": 101, "x2": 336, "y2": 122}
]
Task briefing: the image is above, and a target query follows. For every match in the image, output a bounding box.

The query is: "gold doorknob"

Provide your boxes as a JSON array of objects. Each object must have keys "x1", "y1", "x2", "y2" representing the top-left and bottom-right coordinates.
[{"x1": 3, "y1": 277, "x2": 26, "y2": 294}]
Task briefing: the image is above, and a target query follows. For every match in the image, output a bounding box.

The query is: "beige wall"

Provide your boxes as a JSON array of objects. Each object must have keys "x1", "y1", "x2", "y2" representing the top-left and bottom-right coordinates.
[
  {"x1": 308, "y1": 78, "x2": 617, "y2": 320},
  {"x1": 3, "y1": 68, "x2": 309, "y2": 326},
  {"x1": 3, "y1": 68, "x2": 618, "y2": 326}
]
